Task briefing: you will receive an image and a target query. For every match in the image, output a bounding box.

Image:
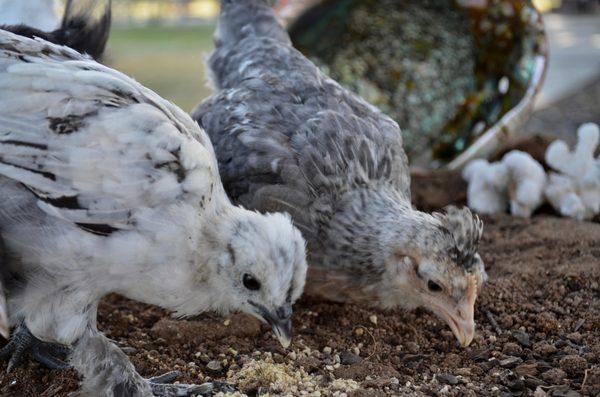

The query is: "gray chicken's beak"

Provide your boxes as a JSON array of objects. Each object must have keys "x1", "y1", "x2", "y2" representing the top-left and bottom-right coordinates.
[
  {"x1": 444, "y1": 298, "x2": 475, "y2": 347},
  {"x1": 251, "y1": 302, "x2": 293, "y2": 348},
  {"x1": 427, "y1": 276, "x2": 478, "y2": 347}
]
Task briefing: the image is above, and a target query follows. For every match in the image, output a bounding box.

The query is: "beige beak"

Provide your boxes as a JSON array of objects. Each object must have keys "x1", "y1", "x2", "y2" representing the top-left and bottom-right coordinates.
[
  {"x1": 429, "y1": 276, "x2": 478, "y2": 347},
  {"x1": 446, "y1": 297, "x2": 476, "y2": 347}
]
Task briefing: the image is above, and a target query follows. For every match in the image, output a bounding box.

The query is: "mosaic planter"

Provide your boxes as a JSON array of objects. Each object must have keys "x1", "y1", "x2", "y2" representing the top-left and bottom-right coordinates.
[{"x1": 275, "y1": 0, "x2": 548, "y2": 169}]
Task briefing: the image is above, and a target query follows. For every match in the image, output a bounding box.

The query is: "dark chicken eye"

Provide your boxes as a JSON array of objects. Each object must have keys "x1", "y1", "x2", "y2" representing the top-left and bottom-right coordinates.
[
  {"x1": 427, "y1": 280, "x2": 442, "y2": 292},
  {"x1": 243, "y1": 274, "x2": 261, "y2": 291}
]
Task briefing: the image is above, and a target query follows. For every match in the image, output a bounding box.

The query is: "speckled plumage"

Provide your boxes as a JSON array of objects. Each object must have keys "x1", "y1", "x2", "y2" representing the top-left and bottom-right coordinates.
[
  {"x1": 0, "y1": 30, "x2": 306, "y2": 395},
  {"x1": 195, "y1": 0, "x2": 486, "y2": 345}
]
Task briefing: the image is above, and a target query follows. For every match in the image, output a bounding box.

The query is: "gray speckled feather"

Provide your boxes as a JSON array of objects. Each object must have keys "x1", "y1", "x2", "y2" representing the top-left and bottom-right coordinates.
[
  {"x1": 194, "y1": 0, "x2": 485, "y2": 309},
  {"x1": 195, "y1": 1, "x2": 410, "y2": 229}
]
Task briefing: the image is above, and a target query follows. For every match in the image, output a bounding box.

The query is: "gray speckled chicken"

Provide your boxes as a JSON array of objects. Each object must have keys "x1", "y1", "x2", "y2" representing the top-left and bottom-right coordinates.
[{"x1": 194, "y1": 0, "x2": 486, "y2": 347}]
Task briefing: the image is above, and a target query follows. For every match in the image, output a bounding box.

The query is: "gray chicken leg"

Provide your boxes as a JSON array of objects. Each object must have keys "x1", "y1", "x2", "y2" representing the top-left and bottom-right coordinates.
[
  {"x1": 71, "y1": 330, "x2": 226, "y2": 397},
  {"x1": 0, "y1": 323, "x2": 71, "y2": 372}
]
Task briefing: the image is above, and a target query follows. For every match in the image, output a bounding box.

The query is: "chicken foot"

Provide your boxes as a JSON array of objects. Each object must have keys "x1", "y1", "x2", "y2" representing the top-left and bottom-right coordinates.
[
  {"x1": 71, "y1": 330, "x2": 232, "y2": 396},
  {"x1": 0, "y1": 322, "x2": 71, "y2": 371}
]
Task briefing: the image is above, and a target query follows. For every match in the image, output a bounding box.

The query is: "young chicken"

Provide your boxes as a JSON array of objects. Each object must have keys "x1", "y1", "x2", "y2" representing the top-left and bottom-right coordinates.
[
  {"x1": 194, "y1": 0, "x2": 486, "y2": 347},
  {"x1": 0, "y1": 30, "x2": 306, "y2": 396}
]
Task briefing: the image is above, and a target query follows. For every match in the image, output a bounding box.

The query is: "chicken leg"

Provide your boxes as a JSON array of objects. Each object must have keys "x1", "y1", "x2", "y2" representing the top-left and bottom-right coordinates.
[
  {"x1": 71, "y1": 330, "x2": 233, "y2": 396},
  {"x1": 0, "y1": 323, "x2": 71, "y2": 372}
]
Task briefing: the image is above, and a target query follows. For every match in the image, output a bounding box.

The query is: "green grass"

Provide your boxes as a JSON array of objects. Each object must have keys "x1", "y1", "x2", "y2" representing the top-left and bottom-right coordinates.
[{"x1": 106, "y1": 24, "x2": 216, "y2": 112}]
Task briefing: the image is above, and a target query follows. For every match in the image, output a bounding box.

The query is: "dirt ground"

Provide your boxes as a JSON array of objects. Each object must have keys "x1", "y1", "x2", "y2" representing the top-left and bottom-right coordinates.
[{"x1": 0, "y1": 161, "x2": 598, "y2": 396}]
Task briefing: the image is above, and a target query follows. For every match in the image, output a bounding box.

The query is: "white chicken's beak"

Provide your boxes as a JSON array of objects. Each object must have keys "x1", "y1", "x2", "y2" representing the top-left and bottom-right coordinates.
[
  {"x1": 428, "y1": 276, "x2": 478, "y2": 347},
  {"x1": 250, "y1": 301, "x2": 293, "y2": 348},
  {"x1": 270, "y1": 319, "x2": 292, "y2": 348},
  {"x1": 0, "y1": 293, "x2": 9, "y2": 339}
]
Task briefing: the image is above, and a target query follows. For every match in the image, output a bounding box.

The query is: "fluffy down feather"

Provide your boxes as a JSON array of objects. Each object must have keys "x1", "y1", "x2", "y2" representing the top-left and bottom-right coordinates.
[{"x1": 0, "y1": 30, "x2": 306, "y2": 396}]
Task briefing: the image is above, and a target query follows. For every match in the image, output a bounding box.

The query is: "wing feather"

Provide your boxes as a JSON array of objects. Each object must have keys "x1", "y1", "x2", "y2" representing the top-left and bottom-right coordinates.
[{"x1": 0, "y1": 31, "x2": 219, "y2": 233}]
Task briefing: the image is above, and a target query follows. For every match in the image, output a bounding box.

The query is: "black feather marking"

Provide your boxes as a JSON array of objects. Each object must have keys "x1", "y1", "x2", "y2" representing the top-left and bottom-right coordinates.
[
  {"x1": 75, "y1": 223, "x2": 119, "y2": 236},
  {"x1": 285, "y1": 281, "x2": 294, "y2": 303},
  {"x1": 168, "y1": 148, "x2": 186, "y2": 182},
  {"x1": 42, "y1": 195, "x2": 83, "y2": 210},
  {"x1": 110, "y1": 89, "x2": 138, "y2": 104},
  {"x1": 0, "y1": 24, "x2": 57, "y2": 42},
  {"x1": 0, "y1": 160, "x2": 56, "y2": 181},
  {"x1": 227, "y1": 244, "x2": 236, "y2": 265},
  {"x1": 155, "y1": 160, "x2": 185, "y2": 183},
  {"x1": 2, "y1": 140, "x2": 48, "y2": 150},
  {"x1": 48, "y1": 115, "x2": 86, "y2": 135}
]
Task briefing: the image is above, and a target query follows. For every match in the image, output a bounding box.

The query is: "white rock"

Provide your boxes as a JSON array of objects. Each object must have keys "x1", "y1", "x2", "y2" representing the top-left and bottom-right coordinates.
[
  {"x1": 463, "y1": 150, "x2": 545, "y2": 217},
  {"x1": 545, "y1": 123, "x2": 600, "y2": 220},
  {"x1": 462, "y1": 159, "x2": 509, "y2": 214},
  {"x1": 502, "y1": 151, "x2": 547, "y2": 217}
]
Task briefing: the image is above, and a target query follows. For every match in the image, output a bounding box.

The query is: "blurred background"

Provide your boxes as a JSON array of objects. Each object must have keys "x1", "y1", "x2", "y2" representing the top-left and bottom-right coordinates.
[
  {"x1": 2, "y1": 0, "x2": 598, "y2": 141},
  {"x1": 104, "y1": 0, "x2": 600, "y2": 121},
  {"x1": 107, "y1": 0, "x2": 219, "y2": 112}
]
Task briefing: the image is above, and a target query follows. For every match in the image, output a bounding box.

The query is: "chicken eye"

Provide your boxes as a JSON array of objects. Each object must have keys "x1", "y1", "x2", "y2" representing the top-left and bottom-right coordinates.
[
  {"x1": 243, "y1": 274, "x2": 261, "y2": 291},
  {"x1": 427, "y1": 280, "x2": 442, "y2": 292}
]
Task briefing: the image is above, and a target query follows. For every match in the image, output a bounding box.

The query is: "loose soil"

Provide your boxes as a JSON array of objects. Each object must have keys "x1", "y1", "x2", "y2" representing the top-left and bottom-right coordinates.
[{"x1": 0, "y1": 168, "x2": 598, "y2": 397}]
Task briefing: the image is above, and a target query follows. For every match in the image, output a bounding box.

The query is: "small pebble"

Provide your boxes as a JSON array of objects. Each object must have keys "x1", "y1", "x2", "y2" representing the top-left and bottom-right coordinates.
[
  {"x1": 513, "y1": 331, "x2": 531, "y2": 347},
  {"x1": 566, "y1": 332, "x2": 582, "y2": 343},
  {"x1": 436, "y1": 373, "x2": 458, "y2": 385},
  {"x1": 455, "y1": 367, "x2": 471, "y2": 377},
  {"x1": 541, "y1": 368, "x2": 567, "y2": 384},
  {"x1": 369, "y1": 315, "x2": 378, "y2": 325},
  {"x1": 206, "y1": 360, "x2": 222, "y2": 372},
  {"x1": 405, "y1": 341, "x2": 419, "y2": 354},
  {"x1": 499, "y1": 356, "x2": 523, "y2": 368},
  {"x1": 533, "y1": 341, "x2": 557, "y2": 356},
  {"x1": 499, "y1": 370, "x2": 525, "y2": 391},
  {"x1": 502, "y1": 342, "x2": 522, "y2": 356},
  {"x1": 354, "y1": 327, "x2": 364, "y2": 336},
  {"x1": 339, "y1": 351, "x2": 362, "y2": 365},
  {"x1": 514, "y1": 363, "x2": 537, "y2": 377},
  {"x1": 533, "y1": 386, "x2": 547, "y2": 397},
  {"x1": 559, "y1": 355, "x2": 587, "y2": 376}
]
